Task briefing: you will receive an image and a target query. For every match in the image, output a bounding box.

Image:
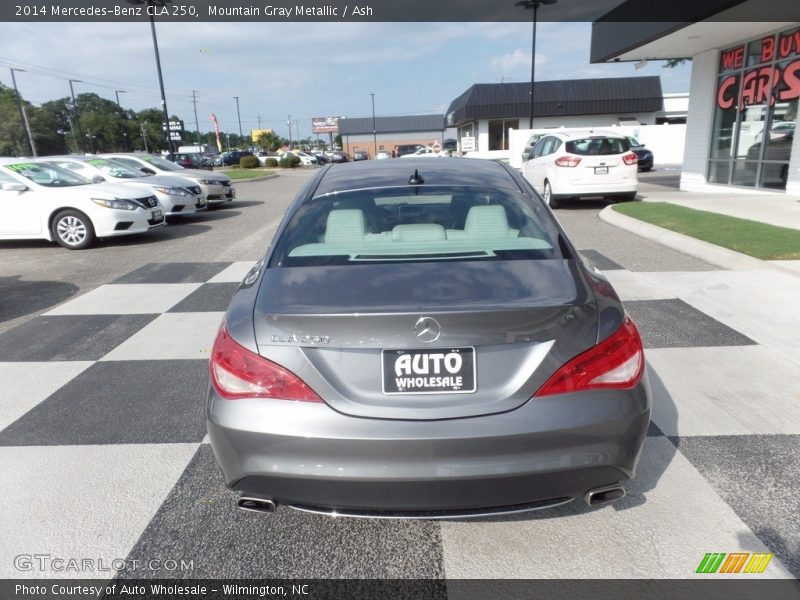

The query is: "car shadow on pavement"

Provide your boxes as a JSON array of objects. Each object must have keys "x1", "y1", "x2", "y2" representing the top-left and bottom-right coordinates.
[
  {"x1": 453, "y1": 364, "x2": 679, "y2": 522},
  {"x1": 211, "y1": 200, "x2": 262, "y2": 209},
  {"x1": 0, "y1": 276, "x2": 79, "y2": 323},
  {"x1": 554, "y1": 198, "x2": 622, "y2": 211}
]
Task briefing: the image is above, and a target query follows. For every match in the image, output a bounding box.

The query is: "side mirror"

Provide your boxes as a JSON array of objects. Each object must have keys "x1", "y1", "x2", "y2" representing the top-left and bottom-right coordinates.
[
  {"x1": 522, "y1": 150, "x2": 531, "y2": 161},
  {"x1": 1, "y1": 182, "x2": 28, "y2": 192},
  {"x1": 91, "y1": 175, "x2": 105, "y2": 183},
  {"x1": 141, "y1": 168, "x2": 156, "y2": 175}
]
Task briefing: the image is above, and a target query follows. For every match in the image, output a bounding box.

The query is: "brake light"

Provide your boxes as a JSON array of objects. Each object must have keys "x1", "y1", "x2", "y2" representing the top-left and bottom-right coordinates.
[
  {"x1": 554, "y1": 155, "x2": 582, "y2": 167},
  {"x1": 534, "y1": 317, "x2": 644, "y2": 397},
  {"x1": 622, "y1": 152, "x2": 638, "y2": 166},
  {"x1": 209, "y1": 325, "x2": 322, "y2": 402}
]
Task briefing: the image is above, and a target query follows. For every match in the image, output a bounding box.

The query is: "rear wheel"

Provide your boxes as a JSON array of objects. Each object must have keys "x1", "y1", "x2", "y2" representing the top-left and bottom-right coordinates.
[
  {"x1": 543, "y1": 180, "x2": 561, "y2": 209},
  {"x1": 51, "y1": 209, "x2": 96, "y2": 250}
]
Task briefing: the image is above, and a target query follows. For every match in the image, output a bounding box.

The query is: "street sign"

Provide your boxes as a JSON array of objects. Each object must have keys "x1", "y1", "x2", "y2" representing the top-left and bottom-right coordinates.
[
  {"x1": 162, "y1": 120, "x2": 184, "y2": 132},
  {"x1": 461, "y1": 136, "x2": 476, "y2": 152}
]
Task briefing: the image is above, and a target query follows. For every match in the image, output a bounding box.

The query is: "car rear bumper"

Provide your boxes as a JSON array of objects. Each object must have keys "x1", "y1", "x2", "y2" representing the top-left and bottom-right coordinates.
[{"x1": 207, "y1": 373, "x2": 651, "y2": 512}]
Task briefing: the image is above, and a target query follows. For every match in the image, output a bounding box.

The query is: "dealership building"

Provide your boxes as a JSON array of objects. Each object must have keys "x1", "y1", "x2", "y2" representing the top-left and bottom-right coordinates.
[
  {"x1": 592, "y1": 5, "x2": 800, "y2": 194},
  {"x1": 445, "y1": 76, "x2": 680, "y2": 153}
]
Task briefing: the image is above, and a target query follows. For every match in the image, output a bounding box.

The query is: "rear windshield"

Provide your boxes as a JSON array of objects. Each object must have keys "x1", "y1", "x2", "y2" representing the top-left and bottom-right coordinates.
[
  {"x1": 270, "y1": 185, "x2": 563, "y2": 267},
  {"x1": 565, "y1": 137, "x2": 629, "y2": 156}
]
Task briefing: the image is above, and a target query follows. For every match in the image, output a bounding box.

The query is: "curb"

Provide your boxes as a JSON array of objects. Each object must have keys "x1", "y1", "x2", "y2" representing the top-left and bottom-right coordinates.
[
  {"x1": 599, "y1": 205, "x2": 800, "y2": 279},
  {"x1": 227, "y1": 173, "x2": 280, "y2": 183}
]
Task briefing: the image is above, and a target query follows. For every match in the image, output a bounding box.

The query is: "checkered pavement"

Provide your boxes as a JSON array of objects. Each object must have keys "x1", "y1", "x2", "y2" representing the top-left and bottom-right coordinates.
[{"x1": 1, "y1": 257, "x2": 798, "y2": 580}]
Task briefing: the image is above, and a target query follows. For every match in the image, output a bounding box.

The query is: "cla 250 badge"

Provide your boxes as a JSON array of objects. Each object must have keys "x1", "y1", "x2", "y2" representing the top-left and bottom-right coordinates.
[{"x1": 271, "y1": 334, "x2": 330, "y2": 345}]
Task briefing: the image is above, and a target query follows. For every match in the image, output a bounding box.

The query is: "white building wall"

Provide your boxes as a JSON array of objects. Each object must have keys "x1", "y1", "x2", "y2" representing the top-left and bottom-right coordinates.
[{"x1": 680, "y1": 48, "x2": 719, "y2": 192}]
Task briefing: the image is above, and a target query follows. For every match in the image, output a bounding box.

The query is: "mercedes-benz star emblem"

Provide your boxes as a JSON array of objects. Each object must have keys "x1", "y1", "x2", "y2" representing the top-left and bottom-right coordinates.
[{"x1": 415, "y1": 317, "x2": 441, "y2": 343}]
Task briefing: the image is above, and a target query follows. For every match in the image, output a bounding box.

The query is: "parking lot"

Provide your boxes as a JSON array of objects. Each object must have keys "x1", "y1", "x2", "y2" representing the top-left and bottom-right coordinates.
[{"x1": 1, "y1": 169, "x2": 798, "y2": 580}]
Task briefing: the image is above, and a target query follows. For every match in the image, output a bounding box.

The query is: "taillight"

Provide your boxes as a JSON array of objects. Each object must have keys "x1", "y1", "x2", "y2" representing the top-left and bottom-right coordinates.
[
  {"x1": 209, "y1": 325, "x2": 322, "y2": 402},
  {"x1": 622, "y1": 152, "x2": 638, "y2": 166},
  {"x1": 534, "y1": 317, "x2": 644, "y2": 397},
  {"x1": 554, "y1": 155, "x2": 582, "y2": 167}
]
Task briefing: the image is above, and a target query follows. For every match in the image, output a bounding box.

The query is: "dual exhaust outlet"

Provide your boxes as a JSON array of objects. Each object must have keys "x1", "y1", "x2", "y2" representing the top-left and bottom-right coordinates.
[{"x1": 236, "y1": 485, "x2": 626, "y2": 516}]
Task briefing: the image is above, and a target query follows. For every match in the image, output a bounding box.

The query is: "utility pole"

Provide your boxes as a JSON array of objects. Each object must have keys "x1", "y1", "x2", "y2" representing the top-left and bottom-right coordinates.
[
  {"x1": 233, "y1": 96, "x2": 243, "y2": 138},
  {"x1": 68, "y1": 78, "x2": 84, "y2": 153},
  {"x1": 192, "y1": 90, "x2": 202, "y2": 150},
  {"x1": 140, "y1": 122, "x2": 149, "y2": 153},
  {"x1": 257, "y1": 114, "x2": 262, "y2": 129},
  {"x1": 370, "y1": 92, "x2": 377, "y2": 159},
  {"x1": 9, "y1": 68, "x2": 36, "y2": 157},
  {"x1": 287, "y1": 115, "x2": 292, "y2": 148},
  {"x1": 115, "y1": 90, "x2": 127, "y2": 150}
]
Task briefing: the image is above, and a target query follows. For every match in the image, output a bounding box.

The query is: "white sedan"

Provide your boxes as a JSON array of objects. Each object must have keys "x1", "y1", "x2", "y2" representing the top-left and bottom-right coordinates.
[
  {"x1": 47, "y1": 156, "x2": 206, "y2": 217},
  {"x1": 521, "y1": 130, "x2": 638, "y2": 208},
  {"x1": 400, "y1": 147, "x2": 445, "y2": 158},
  {"x1": 0, "y1": 159, "x2": 165, "y2": 249}
]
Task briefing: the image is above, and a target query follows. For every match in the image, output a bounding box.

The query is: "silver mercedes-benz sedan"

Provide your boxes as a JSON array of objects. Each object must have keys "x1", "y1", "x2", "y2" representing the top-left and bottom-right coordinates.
[{"x1": 207, "y1": 157, "x2": 651, "y2": 518}]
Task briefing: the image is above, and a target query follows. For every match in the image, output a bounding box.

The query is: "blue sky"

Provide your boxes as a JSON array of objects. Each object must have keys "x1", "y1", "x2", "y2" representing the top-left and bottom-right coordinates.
[{"x1": 0, "y1": 21, "x2": 691, "y2": 138}]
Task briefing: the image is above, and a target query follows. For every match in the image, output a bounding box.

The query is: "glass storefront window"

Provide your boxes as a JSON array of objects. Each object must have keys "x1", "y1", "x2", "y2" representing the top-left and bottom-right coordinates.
[{"x1": 709, "y1": 26, "x2": 799, "y2": 190}]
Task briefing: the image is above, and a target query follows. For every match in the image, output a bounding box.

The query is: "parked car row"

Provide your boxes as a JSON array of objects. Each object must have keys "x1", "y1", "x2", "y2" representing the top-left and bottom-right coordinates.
[{"x1": 0, "y1": 153, "x2": 236, "y2": 250}]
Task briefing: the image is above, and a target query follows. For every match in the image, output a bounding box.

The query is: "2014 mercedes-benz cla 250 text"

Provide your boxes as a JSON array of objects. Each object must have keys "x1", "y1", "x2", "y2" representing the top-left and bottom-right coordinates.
[{"x1": 207, "y1": 158, "x2": 651, "y2": 518}]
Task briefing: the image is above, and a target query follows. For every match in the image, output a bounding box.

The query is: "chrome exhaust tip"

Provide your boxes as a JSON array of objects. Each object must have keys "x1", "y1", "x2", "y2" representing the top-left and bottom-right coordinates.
[
  {"x1": 584, "y1": 485, "x2": 626, "y2": 508},
  {"x1": 237, "y1": 497, "x2": 277, "y2": 514}
]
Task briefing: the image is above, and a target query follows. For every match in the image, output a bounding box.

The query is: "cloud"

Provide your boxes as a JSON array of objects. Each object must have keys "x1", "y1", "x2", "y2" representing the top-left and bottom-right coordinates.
[{"x1": 489, "y1": 48, "x2": 545, "y2": 76}]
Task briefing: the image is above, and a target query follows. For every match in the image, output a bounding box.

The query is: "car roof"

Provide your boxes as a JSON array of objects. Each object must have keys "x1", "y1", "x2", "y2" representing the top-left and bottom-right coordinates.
[
  {"x1": 312, "y1": 157, "x2": 521, "y2": 197},
  {"x1": 544, "y1": 129, "x2": 627, "y2": 140}
]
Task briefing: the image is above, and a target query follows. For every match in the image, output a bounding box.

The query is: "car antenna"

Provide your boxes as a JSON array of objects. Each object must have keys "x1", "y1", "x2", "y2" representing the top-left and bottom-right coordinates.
[{"x1": 409, "y1": 169, "x2": 424, "y2": 185}]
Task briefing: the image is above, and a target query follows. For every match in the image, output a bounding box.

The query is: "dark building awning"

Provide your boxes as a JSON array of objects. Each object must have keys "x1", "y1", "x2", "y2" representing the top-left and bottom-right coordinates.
[
  {"x1": 445, "y1": 76, "x2": 663, "y2": 127},
  {"x1": 339, "y1": 114, "x2": 445, "y2": 136}
]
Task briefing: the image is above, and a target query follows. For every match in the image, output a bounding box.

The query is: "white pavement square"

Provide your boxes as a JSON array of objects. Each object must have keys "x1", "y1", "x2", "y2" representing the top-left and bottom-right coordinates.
[
  {"x1": 0, "y1": 362, "x2": 93, "y2": 431},
  {"x1": 0, "y1": 443, "x2": 199, "y2": 578},
  {"x1": 647, "y1": 346, "x2": 800, "y2": 436},
  {"x1": 44, "y1": 284, "x2": 202, "y2": 316},
  {"x1": 604, "y1": 270, "x2": 674, "y2": 301},
  {"x1": 636, "y1": 269, "x2": 800, "y2": 364},
  {"x1": 439, "y1": 437, "x2": 795, "y2": 579},
  {"x1": 100, "y1": 312, "x2": 225, "y2": 361},
  {"x1": 206, "y1": 261, "x2": 257, "y2": 283}
]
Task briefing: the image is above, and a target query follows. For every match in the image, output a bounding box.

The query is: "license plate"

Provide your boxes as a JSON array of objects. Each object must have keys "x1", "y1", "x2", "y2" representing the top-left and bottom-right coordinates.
[
  {"x1": 382, "y1": 347, "x2": 476, "y2": 395},
  {"x1": 594, "y1": 166, "x2": 609, "y2": 174},
  {"x1": 151, "y1": 210, "x2": 163, "y2": 220}
]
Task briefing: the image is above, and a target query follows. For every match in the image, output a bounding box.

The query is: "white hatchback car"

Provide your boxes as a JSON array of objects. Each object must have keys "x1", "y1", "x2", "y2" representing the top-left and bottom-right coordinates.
[
  {"x1": 522, "y1": 131, "x2": 638, "y2": 208},
  {"x1": 0, "y1": 159, "x2": 165, "y2": 249}
]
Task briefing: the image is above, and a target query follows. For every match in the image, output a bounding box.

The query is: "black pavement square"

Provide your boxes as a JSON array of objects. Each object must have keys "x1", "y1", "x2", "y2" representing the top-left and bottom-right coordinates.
[
  {"x1": 675, "y1": 435, "x2": 800, "y2": 578},
  {"x1": 0, "y1": 360, "x2": 208, "y2": 445},
  {"x1": 625, "y1": 299, "x2": 756, "y2": 348},
  {"x1": 168, "y1": 283, "x2": 239, "y2": 313},
  {"x1": 120, "y1": 445, "x2": 445, "y2": 579},
  {"x1": 112, "y1": 262, "x2": 232, "y2": 284},
  {"x1": 647, "y1": 421, "x2": 664, "y2": 437},
  {"x1": 0, "y1": 314, "x2": 157, "y2": 361},
  {"x1": 579, "y1": 250, "x2": 623, "y2": 271}
]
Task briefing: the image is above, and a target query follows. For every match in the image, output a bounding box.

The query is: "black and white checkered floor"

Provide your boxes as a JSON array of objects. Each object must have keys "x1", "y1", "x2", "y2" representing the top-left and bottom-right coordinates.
[{"x1": 1, "y1": 257, "x2": 798, "y2": 579}]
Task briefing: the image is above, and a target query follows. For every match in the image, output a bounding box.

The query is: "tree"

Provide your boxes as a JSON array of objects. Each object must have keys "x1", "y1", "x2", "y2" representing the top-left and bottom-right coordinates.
[
  {"x1": 0, "y1": 84, "x2": 27, "y2": 156},
  {"x1": 664, "y1": 58, "x2": 692, "y2": 69}
]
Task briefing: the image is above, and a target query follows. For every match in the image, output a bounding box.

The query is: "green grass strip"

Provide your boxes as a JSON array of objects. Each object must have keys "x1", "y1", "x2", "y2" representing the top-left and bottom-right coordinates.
[{"x1": 612, "y1": 202, "x2": 800, "y2": 260}]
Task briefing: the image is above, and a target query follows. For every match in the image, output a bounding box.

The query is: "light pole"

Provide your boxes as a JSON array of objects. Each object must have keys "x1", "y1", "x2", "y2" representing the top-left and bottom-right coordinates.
[
  {"x1": 114, "y1": 89, "x2": 126, "y2": 106},
  {"x1": 192, "y1": 90, "x2": 202, "y2": 149},
  {"x1": 68, "y1": 78, "x2": 85, "y2": 153},
  {"x1": 515, "y1": 0, "x2": 557, "y2": 129},
  {"x1": 233, "y1": 96, "x2": 243, "y2": 141},
  {"x1": 9, "y1": 68, "x2": 36, "y2": 157},
  {"x1": 370, "y1": 93, "x2": 377, "y2": 158},
  {"x1": 127, "y1": 0, "x2": 173, "y2": 152},
  {"x1": 287, "y1": 115, "x2": 292, "y2": 148}
]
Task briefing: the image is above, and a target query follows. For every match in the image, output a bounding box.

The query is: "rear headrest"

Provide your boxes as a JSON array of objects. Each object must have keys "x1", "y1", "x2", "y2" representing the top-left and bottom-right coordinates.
[
  {"x1": 325, "y1": 209, "x2": 366, "y2": 242},
  {"x1": 464, "y1": 205, "x2": 511, "y2": 237},
  {"x1": 391, "y1": 224, "x2": 446, "y2": 242}
]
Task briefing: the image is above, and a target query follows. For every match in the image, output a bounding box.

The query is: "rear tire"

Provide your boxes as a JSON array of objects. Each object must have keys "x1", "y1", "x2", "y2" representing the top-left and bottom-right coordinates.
[
  {"x1": 543, "y1": 180, "x2": 561, "y2": 209},
  {"x1": 51, "y1": 209, "x2": 96, "y2": 250}
]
